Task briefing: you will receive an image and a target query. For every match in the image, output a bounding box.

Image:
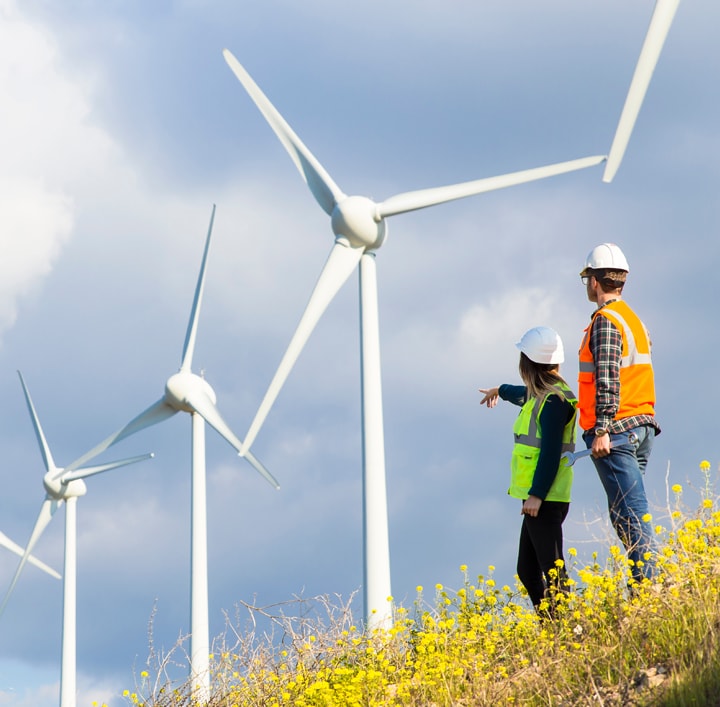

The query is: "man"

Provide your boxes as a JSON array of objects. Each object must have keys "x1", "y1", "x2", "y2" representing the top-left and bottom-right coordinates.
[{"x1": 578, "y1": 243, "x2": 660, "y2": 584}]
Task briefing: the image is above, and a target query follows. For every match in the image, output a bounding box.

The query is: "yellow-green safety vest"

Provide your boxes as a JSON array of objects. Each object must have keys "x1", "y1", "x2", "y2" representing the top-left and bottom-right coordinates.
[{"x1": 509, "y1": 382, "x2": 577, "y2": 502}]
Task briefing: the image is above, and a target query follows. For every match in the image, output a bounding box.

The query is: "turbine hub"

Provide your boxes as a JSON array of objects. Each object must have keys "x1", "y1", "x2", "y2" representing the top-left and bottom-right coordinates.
[
  {"x1": 331, "y1": 195, "x2": 386, "y2": 250},
  {"x1": 43, "y1": 472, "x2": 87, "y2": 500},
  {"x1": 165, "y1": 371, "x2": 217, "y2": 413}
]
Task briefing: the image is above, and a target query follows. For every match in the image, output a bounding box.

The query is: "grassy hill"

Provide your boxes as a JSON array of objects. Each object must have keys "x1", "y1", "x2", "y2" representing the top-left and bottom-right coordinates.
[{"x1": 117, "y1": 462, "x2": 720, "y2": 707}]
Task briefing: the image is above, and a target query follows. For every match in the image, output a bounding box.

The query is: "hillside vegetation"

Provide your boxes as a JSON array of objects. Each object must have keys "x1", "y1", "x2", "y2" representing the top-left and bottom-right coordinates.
[{"x1": 115, "y1": 461, "x2": 720, "y2": 707}]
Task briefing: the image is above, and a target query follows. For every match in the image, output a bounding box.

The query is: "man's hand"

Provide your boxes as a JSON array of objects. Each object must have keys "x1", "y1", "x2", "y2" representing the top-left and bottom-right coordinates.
[
  {"x1": 522, "y1": 495, "x2": 543, "y2": 517},
  {"x1": 479, "y1": 387, "x2": 500, "y2": 408},
  {"x1": 591, "y1": 433, "x2": 612, "y2": 458}
]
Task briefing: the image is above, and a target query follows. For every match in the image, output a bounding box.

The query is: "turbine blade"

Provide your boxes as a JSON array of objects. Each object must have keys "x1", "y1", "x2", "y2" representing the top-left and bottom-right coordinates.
[
  {"x1": 64, "y1": 453, "x2": 155, "y2": 482},
  {"x1": 376, "y1": 155, "x2": 606, "y2": 219},
  {"x1": 185, "y1": 392, "x2": 280, "y2": 489},
  {"x1": 243, "y1": 448, "x2": 280, "y2": 491},
  {"x1": 603, "y1": 0, "x2": 681, "y2": 183},
  {"x1": 0, "y1": 531, "x2": 61, "y2": 579},
  {"x1": 17, "y1": 371, "x2": 56, "y2": 472},
  {"x1": 64, "y1": 399, "x2": 175, "y2": 473},
  {"x1": 0, "y1": 498, "x2": 61, "y2": 616},
  {"x1": 223, "y1": 49, "x2": 346, "y2": 216},
  {"x1": 181, "y1": 205, "x2": 216, "y2": 372},
  {"x1": 242, "y1": 240, "x2": 364, "y2": 453}
]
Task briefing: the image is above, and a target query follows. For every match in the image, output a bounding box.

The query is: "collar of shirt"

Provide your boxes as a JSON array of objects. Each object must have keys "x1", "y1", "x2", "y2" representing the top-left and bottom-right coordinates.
[{"x1": 592, "y1": 298, "x2": 620, "y2": 317}]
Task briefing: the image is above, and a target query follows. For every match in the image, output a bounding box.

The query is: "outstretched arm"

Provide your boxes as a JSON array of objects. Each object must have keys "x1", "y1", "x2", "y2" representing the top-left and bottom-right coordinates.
[{"x1": 479, "y1": 384, "x2": 528, "y2": 408}]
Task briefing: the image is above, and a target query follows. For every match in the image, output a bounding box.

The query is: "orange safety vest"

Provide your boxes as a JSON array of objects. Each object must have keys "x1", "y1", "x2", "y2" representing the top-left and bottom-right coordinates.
[{"x1": 578, "y1": 300, "x2": 655, "y2": 431}]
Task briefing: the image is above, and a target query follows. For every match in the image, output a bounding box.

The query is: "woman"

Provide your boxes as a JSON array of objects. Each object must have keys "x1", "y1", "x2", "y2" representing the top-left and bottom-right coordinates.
[{"x1": 479, "y1": 326, "x2": 577, "y2": 615}]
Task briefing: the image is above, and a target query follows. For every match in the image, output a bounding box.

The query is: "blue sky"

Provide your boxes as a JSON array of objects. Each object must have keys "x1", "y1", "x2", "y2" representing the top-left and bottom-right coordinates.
[{"x1": 0, "y1": 0, "x2": 718, "y2": 704}]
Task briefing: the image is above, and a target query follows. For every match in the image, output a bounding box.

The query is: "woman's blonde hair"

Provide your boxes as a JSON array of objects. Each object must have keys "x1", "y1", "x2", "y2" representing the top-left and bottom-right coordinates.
[{"x1": 519, "y1": 352, "x2": 569, "y2": 401}]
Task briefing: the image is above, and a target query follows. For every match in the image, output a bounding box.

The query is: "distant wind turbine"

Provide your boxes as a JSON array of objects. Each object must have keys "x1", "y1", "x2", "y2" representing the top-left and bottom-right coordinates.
[
  {"x1": 603, "y1": 0, "x2": 682, "y2": 182},
  {"x1": 223, "y1": 49, "x2": 606, "y2": 629},
  {"x1": 62, "y1": 204, "x2": 280, "y2": 702},
  {"x1": 0, "y1": 372, "x2": 152, "y2": 707}
]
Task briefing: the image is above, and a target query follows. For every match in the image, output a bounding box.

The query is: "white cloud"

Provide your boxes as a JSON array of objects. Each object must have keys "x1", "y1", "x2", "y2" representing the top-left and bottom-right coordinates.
[
  {"x1": 0, "y1": 666, "x2": 126, "y2": 707},
  {"x1": 0, "y1": 662, "x2": 58, "y2": 707},
  {"x1": 0, "y1": 0, "x2": 120, "y2": 342},
  {"x1": 0, "y1": 182, "x2": 72, "y2": 332}
]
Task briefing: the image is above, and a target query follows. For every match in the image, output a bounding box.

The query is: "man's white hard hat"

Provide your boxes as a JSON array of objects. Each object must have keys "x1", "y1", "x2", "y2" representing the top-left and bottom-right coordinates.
[
  {"x1": 580, "y1": 243, "x2": 630, "y2": 276},
  {"x1": 516, "y1": 326, "x2": 564, "y2": 365}
]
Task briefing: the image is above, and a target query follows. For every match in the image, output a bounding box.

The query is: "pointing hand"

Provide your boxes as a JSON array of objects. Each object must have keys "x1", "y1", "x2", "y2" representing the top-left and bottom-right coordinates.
[{"x1": 479, "y1": 387, "x2": 500, "y2": 408}]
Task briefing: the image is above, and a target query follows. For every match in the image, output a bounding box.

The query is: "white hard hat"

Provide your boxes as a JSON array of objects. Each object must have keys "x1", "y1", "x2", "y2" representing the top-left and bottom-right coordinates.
[
  {"x1": 516, "y1": 326, "x2": 564, "y2": 365},
  {"x1": 580, "y1": 243, "x2": 630, "y2": 276}
]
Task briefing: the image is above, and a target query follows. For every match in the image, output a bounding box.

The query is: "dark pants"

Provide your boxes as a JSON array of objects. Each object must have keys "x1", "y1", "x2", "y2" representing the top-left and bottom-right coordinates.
[{"x1": 517, "y1": 500, "x2": 570, "y2": 610}]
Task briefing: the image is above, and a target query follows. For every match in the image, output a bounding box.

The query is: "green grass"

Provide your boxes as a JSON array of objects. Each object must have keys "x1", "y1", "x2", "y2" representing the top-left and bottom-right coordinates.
[{"x1": 113, "y1": 461, "x2": 720, "y2": 707}]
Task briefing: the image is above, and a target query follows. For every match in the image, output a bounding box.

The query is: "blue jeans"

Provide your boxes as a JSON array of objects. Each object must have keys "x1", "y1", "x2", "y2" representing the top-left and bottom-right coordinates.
[{"x1": 583, "y1": 425, "x2": 657, "y2": 583}]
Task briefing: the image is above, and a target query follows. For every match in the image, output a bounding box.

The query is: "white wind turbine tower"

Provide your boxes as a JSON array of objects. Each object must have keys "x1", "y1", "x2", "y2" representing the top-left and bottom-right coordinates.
[
  {"x1": 603, "y1": 0, "x2": 682, "y2": 182},
  {"x1": 0, "y1": 372, "x2": 152, "y2": 707},
  {"x1": 64, "y1": 204, "x2": 280, "y2": 702},
  {"x1": 223, "y1": 50, "x2": 607, "y2": 629}
]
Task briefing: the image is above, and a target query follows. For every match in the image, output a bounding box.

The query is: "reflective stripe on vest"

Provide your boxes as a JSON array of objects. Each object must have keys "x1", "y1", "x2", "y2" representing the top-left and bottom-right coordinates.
[
  {"x1": 513, "y1": 385, "x2": 576, "y2": 454},
  {"x1": 577, "y1": 300, "x2": 655, "y2": 430},
  {"x1": 579, "y1": 308, "x2": 652, "y2": 371},
  {"x1": 509, "y1": 382, "x2": 577, "y2": 502}
]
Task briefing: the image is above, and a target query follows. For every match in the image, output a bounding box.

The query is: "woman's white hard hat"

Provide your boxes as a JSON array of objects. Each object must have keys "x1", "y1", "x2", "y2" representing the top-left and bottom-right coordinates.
[
  {"x1": 516, "y1": 326, "x2": 564, "y2": 365},
  {"x1": 580, "y1": 243, "x2": 630, "y2": 276}
]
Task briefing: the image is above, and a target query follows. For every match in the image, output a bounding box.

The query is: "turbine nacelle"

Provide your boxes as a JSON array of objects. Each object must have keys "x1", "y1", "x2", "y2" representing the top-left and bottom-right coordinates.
[
  {"x1": 165, "y1": 371, "x2": 217, "y2": 413},
  {"x1": 331, "y1": 196, "x2": 387, "y2": 250},
  {"x1": 43, "y1": 472, "x2": 87, "y2": 500}
]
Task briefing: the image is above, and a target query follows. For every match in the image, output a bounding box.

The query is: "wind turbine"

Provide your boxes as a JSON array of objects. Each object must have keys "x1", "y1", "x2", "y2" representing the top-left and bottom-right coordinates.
[
  {"x1": 0, "y1": 372, "x2": 152, "y2": 707},
  {"x1": 0, "y1": 529, "x2": 61, "y2": 579},
  {"x1": 222, "y1": 50, "x2": 606, "y2": 629},
  {"x1": 603, "y1": 0, "x2": 682, "y2": 182},
  {"x1": 61, "y1": 204, "x2": 280, "y2": 702}
]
